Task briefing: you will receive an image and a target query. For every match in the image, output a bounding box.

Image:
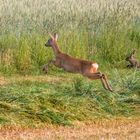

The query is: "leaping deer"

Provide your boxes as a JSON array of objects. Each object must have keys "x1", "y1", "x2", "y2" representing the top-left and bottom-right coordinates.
[{"x1": 43, "y1": 33, "x2": 113, "y2": 92}]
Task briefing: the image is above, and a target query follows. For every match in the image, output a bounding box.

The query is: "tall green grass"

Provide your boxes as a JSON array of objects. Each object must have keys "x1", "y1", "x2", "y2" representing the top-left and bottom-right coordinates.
[{"x1": 0, "y1": 0, "x2": 140, "y2": 74}]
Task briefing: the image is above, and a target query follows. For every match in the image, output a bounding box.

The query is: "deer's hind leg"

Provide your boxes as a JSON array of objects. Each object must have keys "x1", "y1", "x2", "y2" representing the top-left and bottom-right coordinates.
[
  {"x1": 82, "y1": 72, "x2": 113, "y2": 92},
  {"x1": 101, "y1": 74, "x2": 113, "y2": 92}
]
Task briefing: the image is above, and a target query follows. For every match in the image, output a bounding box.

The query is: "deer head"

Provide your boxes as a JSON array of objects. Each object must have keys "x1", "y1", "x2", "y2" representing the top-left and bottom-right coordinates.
[
  {"x1": 45, "y1": 33, "x2": 58, "y2": 47},
  {"x1": 126, "y1": 50, "x2": 136, "y2": 61}
]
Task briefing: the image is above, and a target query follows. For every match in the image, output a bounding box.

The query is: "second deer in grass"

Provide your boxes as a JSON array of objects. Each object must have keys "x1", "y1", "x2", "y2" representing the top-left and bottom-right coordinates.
[
  {"x1": 43, "y1": 33, "x2": 113, "y2": 92},
  {"x1": 126, "y1": 50, "x2": 140, "y2": 70}
]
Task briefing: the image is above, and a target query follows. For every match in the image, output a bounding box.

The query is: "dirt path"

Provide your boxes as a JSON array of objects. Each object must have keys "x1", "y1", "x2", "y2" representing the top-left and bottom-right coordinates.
[{"x1": 0, "y1": 119, "x2": 140, "y2": 140}]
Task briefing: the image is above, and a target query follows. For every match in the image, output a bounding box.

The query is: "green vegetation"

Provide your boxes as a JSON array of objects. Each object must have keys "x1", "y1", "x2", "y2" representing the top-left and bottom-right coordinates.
[
  {"x1": 0, "y1": 0, "x2": 140, "y2": 74},
  {"x1": 0, "y1": 71, "x2": 140, "y2": 127},
  {"x1": 0, "y1": 0, "x2": 140, "y2": 127}
]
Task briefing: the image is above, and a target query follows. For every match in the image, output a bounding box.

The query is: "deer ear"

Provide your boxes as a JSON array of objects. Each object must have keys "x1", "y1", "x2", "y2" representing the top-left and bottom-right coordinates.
[
  {"x1": 54, "y1": 33, "x2": 58, "y2": 41},
  {"x1": 48, "y1": 33, "x2": 54, "y2": 39}
]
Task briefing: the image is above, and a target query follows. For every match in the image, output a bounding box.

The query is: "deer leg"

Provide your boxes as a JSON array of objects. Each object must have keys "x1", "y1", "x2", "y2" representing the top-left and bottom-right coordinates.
[
  {"x1": 100, "y1": 77, "x2": 110, "y2": 91},
  {"x1": 53, "y1": 59, "x2": 61, "y2": 68},
  {"x1": 102, "y1": 74, "x2": 113, "y2": 92},
  {"x1": 127, "y1": 64, "x2": 133, "y2": 68},
  {"x1": 42, "y1": 60, "x2": 55, "y2": 73},
  {"x1": 82, "y1": 72, "x2": 110, "y2": 91},
  {"x1": 43, "y1": 59, "x2": 61, "y2": 73}
]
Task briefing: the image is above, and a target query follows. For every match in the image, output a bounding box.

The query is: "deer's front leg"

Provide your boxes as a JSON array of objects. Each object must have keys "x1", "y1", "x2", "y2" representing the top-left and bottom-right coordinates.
[
  {"x1": 127, "y1": 64, "x2": 133, "y2": 68},
  {"x1": 42, "y1": 59, "x2": 61, "y2": 73},
  {"x1": 42, "y1": 60, "x2": 55, "y2": 73}
]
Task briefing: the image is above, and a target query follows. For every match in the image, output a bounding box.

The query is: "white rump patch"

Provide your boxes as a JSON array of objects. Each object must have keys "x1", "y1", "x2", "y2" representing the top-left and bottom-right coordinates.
[{"x1": 92, "y1": 63, "x2": 99, "y2": 70}]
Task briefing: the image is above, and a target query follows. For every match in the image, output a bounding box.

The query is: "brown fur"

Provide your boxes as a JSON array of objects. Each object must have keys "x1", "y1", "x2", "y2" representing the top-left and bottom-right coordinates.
[
  {"x1": 43, "y1": 33, "x2": 113, "y2": 92},
  {"x1": 126, "y1": 50, "x2": 140, "y2": 69}
]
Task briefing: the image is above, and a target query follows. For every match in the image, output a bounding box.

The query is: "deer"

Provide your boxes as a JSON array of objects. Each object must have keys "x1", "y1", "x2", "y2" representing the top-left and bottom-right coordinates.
[
  {"x1": 126, "y1": 50, "x2": 140, "y2": 70},
  {"x1": 42, "y1": 33, "x2": 113, "y2": 92}
]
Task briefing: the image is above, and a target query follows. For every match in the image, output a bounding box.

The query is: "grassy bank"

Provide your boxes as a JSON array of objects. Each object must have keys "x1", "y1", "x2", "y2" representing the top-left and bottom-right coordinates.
[{"x1": 0, "y1": 69, "x2": 140, "y2": 127}]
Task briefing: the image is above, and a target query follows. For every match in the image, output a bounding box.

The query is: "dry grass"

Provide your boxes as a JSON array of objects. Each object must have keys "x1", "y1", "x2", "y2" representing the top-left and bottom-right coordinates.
[
  {"x1": 0, "y1": 74, "x2": 72, "y2": 86},
  {"x1": 0, "y1": 118, "x2": 139, "y2": 140},
  {"x1": 0, "y1": 76, "x2": 7, "y2": 86}
]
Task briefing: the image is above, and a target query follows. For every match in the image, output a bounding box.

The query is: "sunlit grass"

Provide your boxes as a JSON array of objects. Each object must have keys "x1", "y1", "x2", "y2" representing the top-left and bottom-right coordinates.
[
  {"x1": 0, "y1": 0, "x2": 140, "y2": 74},
  {"x1": 0, "y1": 69, "x2": 139, "y2": 127}
]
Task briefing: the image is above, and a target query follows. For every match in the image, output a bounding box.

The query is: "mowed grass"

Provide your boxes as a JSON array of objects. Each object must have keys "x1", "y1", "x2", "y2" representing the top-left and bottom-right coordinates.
[{"x1": 0, "y1": 69, "x2": 140, "y2": 127}]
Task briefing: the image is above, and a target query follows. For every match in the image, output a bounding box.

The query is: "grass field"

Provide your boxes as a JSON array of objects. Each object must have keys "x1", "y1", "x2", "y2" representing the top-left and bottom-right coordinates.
[
  {"x1": 0, "y1": 70, "x2": 140, "y2": 125},
  {"x1": 0, "y1": 0, "x2": 140, "y2": 139},
  {"x1": 0, "y1": 71, "x2": 140, "y2": 139}
]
